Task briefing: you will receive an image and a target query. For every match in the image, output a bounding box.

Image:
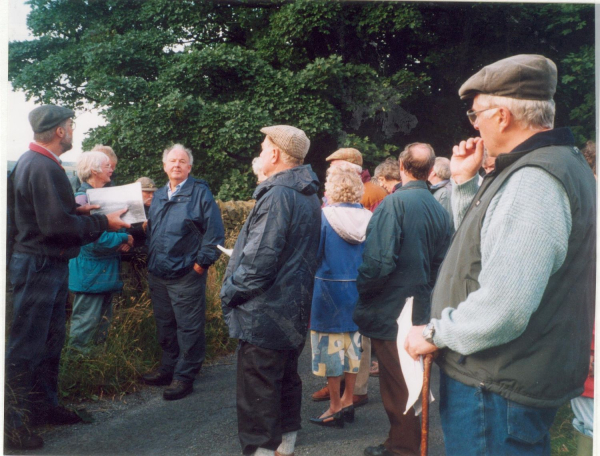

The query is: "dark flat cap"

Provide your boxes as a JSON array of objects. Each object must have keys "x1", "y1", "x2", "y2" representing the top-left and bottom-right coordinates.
[
  {"x1": 459, "y1": 54, "x2": 557, "y2": 101},
  {"x1": 29, "y1": 105, "x2": 75, "y2": 133}
]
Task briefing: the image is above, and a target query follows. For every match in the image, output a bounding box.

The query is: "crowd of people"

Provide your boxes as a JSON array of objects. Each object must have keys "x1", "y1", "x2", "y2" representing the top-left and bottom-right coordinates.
[{"x1": 5, "y1": 53, "x2": 596, "y2": 456}]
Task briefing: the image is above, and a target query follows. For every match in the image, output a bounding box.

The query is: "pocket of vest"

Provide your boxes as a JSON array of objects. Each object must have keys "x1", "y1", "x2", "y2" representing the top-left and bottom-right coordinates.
[{"x1": 506, "y1": 400, "x2": 558, "y2": 444}]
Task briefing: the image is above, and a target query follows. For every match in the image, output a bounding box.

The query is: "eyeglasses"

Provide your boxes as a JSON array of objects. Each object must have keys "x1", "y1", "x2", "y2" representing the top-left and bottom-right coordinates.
[{"x1": 466, "y1": 107, "x2": 498, "y2": 125}]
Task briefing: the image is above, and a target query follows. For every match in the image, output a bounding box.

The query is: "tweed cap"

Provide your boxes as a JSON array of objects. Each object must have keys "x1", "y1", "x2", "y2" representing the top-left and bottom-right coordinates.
[
  {"x1": 136, "y1": 177, "x2": 158, "y2": 192},
  {"x1": 29, "y1": 105, "x2": 75, "y2": 133},
  {"x1": 325, "y1": 148, "x2": 363, "y2": 166},
  {"x1": 459, "y1": 54, "x2": 557, "y2": 101},
  {"x1": 261, "y1": 125, "x2": 310, "y2": 159}
]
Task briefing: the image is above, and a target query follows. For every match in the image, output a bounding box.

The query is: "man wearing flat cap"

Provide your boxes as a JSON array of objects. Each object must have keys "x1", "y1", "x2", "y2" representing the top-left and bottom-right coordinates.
[
  {"x1": 6, "y1": 105, "x2": 130, "y2": 450},
  {"x1": 221, "y1": 125, "x2": 321, "y2": 456},
  {"x1": 406, "y1": 54, "x2": 596, "y2": 455}
]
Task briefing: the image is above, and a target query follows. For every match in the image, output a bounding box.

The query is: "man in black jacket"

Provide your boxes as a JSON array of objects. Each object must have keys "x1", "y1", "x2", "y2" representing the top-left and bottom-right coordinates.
[
  {"x1": 6, "y1": 105, "x2": 129, "y2": 451},
  {"x1": 353, "y1": 143, "x2": 451, "y2": 456},
  {"x1": 221, "y1": 125, "x2": 321, "y2": 456}
]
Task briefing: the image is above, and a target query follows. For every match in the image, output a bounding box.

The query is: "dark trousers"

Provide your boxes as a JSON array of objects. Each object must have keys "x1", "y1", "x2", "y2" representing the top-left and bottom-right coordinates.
[
  {"x1": 236, "y1": 340, "x2": 304, "y2": 455},
  {"x1": 5, "y1": 253, "x2": 69, "y2": 430},
  {"x1": 372, "y1": 338, "x2": 421, "y2": 456},
  {"x1": 148, "y1": 270, "x2": 207, "y2": 382}
]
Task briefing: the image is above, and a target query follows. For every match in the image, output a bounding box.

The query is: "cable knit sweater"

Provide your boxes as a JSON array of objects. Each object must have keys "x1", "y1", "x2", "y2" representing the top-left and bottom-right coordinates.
[{"x1": 432, "y1": 167, "x2": 572, "y2": 355}]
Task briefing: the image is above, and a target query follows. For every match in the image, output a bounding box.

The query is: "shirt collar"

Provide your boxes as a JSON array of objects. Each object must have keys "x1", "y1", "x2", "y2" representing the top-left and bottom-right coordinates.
[{"x1": 167, "y1": 178, "x2": 189, "y2": 199}]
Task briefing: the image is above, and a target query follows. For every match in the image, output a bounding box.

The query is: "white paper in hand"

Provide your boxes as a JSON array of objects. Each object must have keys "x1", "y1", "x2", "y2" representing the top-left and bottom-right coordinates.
[
  {"x1": 87, "y1": 182, "x2": 147, "y2": 225},
  {"x1": 397, "y1": 297, "x2": 434, "y2": 415}
]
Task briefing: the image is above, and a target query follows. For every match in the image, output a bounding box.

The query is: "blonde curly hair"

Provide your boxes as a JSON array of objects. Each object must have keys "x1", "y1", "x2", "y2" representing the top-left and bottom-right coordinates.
[{"x1": 325, "y1": 167, "x2": 364, "y2": 204}]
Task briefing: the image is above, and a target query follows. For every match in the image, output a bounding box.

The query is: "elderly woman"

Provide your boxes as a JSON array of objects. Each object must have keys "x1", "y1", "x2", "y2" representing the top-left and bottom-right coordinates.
[
  {"x1": 309, "y1": 167, "x2": 372, "y2": 428},
  {"x1": 68, "y1": 151, "x2": 133, "y2": 352},
  {"x1": 374, "y1": 157, "x2": 402, "y2": 194}
]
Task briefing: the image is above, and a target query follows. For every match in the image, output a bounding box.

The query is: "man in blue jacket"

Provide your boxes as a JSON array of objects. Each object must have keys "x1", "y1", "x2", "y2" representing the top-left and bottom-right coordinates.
[
  {"x1": 143, "y1": 144, "x2": 225, "y2": 401},
  {"x1": 221, "y1": 125, "x2": 321, "y2": 456}
]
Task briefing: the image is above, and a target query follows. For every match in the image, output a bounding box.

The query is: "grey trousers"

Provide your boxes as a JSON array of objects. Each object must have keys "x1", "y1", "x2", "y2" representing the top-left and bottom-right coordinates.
[
  {"x1": 354, "y1": 336, "x2": 371, "y2": 395},
  {"x1": 148, "y1": 269, "x2": 207, "y2": 382},
  {"x1": 69, "y1": 292, "x2": 113, "y2": 351}
]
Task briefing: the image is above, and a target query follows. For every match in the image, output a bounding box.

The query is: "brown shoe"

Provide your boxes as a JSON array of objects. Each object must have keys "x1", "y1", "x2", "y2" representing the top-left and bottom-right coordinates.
[
  {"x1": 163, "y1": 380, "x2": 193, "y2": 401},
  {"x1": 312, "y1": 385, "x2": 330, "y2": 401},
  {"x1": 353, "y1": 394, "x2": 369, "y2": 408},
  {"x1": 275, "y1": 451, "x2": 294, "y2": 456}
]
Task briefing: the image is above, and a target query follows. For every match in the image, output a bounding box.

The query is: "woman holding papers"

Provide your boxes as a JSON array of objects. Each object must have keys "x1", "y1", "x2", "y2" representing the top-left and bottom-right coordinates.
[
  {"x1": 67, "y1": 151, "x2": 133, "y2": 352},
  {"x1": 309, "y1": 167, "x2": 372, "y2": 428}
]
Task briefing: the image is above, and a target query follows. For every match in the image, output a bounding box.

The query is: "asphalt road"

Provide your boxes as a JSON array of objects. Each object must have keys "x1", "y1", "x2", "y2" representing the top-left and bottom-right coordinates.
[{"x1": 18, "y1": 341, "x2": 446, "y2": 456}]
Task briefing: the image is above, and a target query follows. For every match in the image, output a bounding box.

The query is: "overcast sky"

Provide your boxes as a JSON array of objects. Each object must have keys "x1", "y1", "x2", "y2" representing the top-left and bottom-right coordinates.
[{"x1": 6, "y1": 0, "x2": 104, "y2": 163}]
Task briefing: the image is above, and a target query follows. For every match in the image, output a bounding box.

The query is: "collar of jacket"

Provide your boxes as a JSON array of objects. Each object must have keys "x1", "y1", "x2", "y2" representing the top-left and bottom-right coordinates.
[
  {"x1": 396, "y1": 180, "x2": 428, "y2": 191},
  {"x1": 253, "y1": 165, "x2": 319, "y2": 200},
  {"x1": 29, "y1": 142, "x2": 63, "y2": 169},
  {"x1": 392, "y1": 182, "x2": 403, "y2": 193},
  {"x1": 431, "y1": 179, "x2": 450, "y2": 190},
  {"x1": 77, "y1": 182, "x2": 93, "y2": 193},
  {"x1": 157, "y1": 177, "x2": 200, "y2": 200},
  {"x1": 493, "y1": 128, "x2": 575, "y2": 175}
]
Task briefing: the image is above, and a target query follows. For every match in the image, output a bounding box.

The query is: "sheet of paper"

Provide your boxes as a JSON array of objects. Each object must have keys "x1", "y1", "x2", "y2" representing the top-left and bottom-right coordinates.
[
  {"x1": 217, "y1": 245, "x2": 233, "y2": 257},
  {"x1": 397, "y1": 297, "x2": 435, "y2": 415},
  {"x1": 87, "y1": 182, "x2": 147, "y2": 225}
]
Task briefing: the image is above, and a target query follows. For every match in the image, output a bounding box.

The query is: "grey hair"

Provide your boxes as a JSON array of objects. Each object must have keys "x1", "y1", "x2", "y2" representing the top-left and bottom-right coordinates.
[
  {"x1": 374, "y1": 157, "x2": 401, "y2": 181},
  {"x1": 92, "y1": 144, "x2": 118, "y2": 164},
  {"x1": 163, "y1": 144, "x2": 194, "y2": 166},
  {"x1": 432, "y1": 157, "x2": 451, "y2": 180},
  {"x1": 478, "y1": 94, "x2": 555, "y2": 130},
  {"x1": 280, "y1": 150, "x2": 304, "y2": 166},
  {"x1": 33, "y1": 119, "x2": 69, "y2": 143},
  {"x1": 325, "y1": 167, "x2": 364, "y2": 204},
  {"x1": 77, "y1": 151, "x2": 110, "y2": 183}
]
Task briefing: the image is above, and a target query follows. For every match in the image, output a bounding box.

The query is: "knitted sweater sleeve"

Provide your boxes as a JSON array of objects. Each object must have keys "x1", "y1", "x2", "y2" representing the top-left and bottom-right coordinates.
[
  {"x1": 451, "y1": 175, "x2": 479, "y2": 229},
  {"x1": 432, "y1": 167, "x2": 572, "y2": 355}
]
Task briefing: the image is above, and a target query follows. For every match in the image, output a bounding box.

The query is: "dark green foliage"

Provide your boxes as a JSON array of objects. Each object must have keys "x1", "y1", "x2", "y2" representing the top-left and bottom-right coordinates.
[{"x1": 10, "y1": 1, "x2": 595, "y2": 198}]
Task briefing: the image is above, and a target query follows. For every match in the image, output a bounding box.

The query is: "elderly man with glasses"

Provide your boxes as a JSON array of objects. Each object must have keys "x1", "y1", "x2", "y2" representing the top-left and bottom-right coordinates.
[{"x1": 405, "y1": 55, "x2": 596, "y2": 455}]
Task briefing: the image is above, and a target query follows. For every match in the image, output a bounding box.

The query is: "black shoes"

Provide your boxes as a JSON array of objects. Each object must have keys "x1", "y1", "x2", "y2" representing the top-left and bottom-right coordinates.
[
  {"x1": 341, "y1": 405, "x2": 355, "y2": 423},
  {"x1": 30, "y1": 405, "x2": 83, "y2": 426},
  {"x1": 364, "y1": 444, "x2": 394, "y2": 456},
  {"x1": 141, "y1": 369, "x2": 173, "y2": 386},
  {"x1": 163, "y1": 380, "x2": 194, "y2": 401},
  {"x1": 309, "y1": 410, "x2": 345, "y2": 428},
  {"x1": 4, "y1": 427, "x2": 44, "y2": 451}
]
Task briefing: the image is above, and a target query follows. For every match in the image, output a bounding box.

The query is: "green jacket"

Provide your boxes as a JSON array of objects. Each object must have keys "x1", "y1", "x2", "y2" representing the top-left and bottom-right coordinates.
[{"x1": 353, "y1": 180, "x2": 451, "y2": 340}]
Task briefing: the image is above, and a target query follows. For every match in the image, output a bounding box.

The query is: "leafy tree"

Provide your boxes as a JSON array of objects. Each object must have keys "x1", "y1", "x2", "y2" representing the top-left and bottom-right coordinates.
[{"x1": 10, "y1": 1, "x2": 595, "y2": 199}]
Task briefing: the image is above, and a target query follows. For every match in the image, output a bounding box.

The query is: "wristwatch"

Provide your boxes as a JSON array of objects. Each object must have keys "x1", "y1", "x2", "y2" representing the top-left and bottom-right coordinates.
[{"x1": 422, "y1": 322, "x2": 436, "y2": 345}]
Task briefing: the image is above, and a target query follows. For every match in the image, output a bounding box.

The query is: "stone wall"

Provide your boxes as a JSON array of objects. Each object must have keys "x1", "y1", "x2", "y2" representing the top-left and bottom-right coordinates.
[{"x1": 216, "y1": 200, "x2": 255, "y2": 245}]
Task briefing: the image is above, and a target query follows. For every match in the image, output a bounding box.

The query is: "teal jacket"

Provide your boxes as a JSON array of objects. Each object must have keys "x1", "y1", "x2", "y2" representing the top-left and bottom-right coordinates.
[{"x1": 68, "y1": 183, "x2": 129, "y2": 293}]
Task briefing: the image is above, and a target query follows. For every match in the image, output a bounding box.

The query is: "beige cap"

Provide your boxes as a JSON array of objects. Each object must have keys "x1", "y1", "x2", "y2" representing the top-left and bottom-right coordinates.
[
  {"x1": 136, "y1": 177, "x2": 158, "y2": 192},
  {"x1": 260, "y1": 125, "x2": 310, "y2": 159},
  {"x1": 325, "y1": 148, "x2": 363, "y2": 166},
  {"x1": 459, "y1": 54, "x2": 557, "y2": 101}
]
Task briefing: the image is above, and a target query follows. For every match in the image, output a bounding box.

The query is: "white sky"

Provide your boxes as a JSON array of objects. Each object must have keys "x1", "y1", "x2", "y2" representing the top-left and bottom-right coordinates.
[{"x1": 5, "y1": 0, "x2": 104, "y2": 163}]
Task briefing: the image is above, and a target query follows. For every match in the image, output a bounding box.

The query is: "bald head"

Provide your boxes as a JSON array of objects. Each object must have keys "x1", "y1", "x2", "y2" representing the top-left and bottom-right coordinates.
[{"x1": 399, "y1": 142, "x2": 435, "y2": 181}]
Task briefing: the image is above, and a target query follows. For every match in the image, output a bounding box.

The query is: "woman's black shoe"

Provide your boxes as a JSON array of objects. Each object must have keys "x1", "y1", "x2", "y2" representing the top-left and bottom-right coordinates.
[
  {"x1": 341, "y1": 405, "x2": 355, "y2": 423},
  {"x1": 309, "y1": 410, "x2": 344, "y2": 428}
]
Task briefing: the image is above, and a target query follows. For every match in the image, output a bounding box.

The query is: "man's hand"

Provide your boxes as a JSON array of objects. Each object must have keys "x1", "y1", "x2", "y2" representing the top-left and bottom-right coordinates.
[
  {"x1": 106, "y1": 208, "x2": 131, "y2": 231},
  {"x1": 404, "y1": 325, "x2": 438, "y2": 360},
  {"x1": 193, "y1": 263, "x2": 205, "y2": 275},
  {"x1": 451, "y1": 137, "x2": 485, "y2": 184},
  {"x1": 127, "y1": 235, "x2": 134, "y2": 247},
  {"x1": 75, "y1": 204, "x2": 100, "y2": 216},
  {"x1": 142, "y1": 221, "x2": 148, "y2": 232},
  {"x1": 117, "y1": 244, "x2": 131, "y2": 252}
]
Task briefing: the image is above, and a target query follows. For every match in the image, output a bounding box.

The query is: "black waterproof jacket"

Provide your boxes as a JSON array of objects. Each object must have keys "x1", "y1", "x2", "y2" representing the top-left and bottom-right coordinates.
[{"x1": 220, "y1": 165, "x2": 321, "y2": 350}]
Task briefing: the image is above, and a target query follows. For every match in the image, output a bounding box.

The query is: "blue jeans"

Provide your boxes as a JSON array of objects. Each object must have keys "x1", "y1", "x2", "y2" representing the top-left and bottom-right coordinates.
[
  {"x1": 148, "y1": 269, "x2": 207, "y2": 382},
  {"x1": 6, "y1": 253, "x2": 69, "y2": 429},
  {"x1": 439, "y1": 371, "x2": 558, "y2": 456}
]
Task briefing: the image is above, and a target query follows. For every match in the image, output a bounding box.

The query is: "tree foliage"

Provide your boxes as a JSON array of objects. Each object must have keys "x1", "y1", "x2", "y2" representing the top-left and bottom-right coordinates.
[{"x1": 10, "y1": 1, "x2": 595, "y2": 198}]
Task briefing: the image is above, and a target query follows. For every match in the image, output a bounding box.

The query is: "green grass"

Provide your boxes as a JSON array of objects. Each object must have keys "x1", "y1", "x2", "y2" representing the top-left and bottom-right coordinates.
[{"x1": 550, "y1": 402, "x2": 578, "y2": 455}]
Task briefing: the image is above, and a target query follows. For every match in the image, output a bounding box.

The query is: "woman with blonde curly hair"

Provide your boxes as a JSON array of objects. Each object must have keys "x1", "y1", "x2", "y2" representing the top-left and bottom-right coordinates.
[{"x1": 309, "y1": 167, "x2": 372, "y2": 428}]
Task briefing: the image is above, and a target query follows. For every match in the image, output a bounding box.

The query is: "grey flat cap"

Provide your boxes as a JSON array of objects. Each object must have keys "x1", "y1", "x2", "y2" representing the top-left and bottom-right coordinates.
[
  {"x1": 459, "y1": 54, "x2": 557, "y2": 101},
  {"x1": 326, "y1": 148, "x2": 363, "y2": 166},
  {"x1": 261, "y1": 125, "x2": 310, "y2": 160},
  {"x1": 29, "y1": 105, "x2": 75, "y2": 133}
]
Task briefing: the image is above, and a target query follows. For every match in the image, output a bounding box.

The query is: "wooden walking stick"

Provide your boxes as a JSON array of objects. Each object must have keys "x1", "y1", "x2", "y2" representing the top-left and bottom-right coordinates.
[{"x1": 420, "y1": 353, "x2": 434, "y2": 456}]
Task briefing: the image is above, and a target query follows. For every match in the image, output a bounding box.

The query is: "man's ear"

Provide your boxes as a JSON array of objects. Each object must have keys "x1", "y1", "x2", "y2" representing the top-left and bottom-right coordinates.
[
  {"x1": 399, "y1": 160, "x2": 405, "y2": 172},
  {"x1": 271, "y1": 147, "x2": 280, "y2": 164},
  {"x1": 498, "y1": 107, "x2": 512, "y2": 132}
]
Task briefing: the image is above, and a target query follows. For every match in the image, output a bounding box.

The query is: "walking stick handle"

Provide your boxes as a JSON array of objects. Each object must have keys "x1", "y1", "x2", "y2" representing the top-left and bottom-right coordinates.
[{"x1": 420, "y1": 353, "x2": 434, "y2": 456}]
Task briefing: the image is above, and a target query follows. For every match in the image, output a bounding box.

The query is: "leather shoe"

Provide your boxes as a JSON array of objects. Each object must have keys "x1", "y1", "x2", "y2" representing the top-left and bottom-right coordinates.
[
  {"x1": 141, "y1": 369, "x2": 173, "y2": 386},
  {"x1": 30, "y1": 405, "x2": 83, "y2": 426},
  {"x1": 353, "y1": 394, "x2": 369, "y2": 408},
  {"x1": 163, "y1": 380, "x2": 193, "y2": 401},
  {"x1": 311, "y1": 381, "x2": 346, "y2": 401},
  {"x1": 364, "y1": 444, "x2": 394, "y2": 456},
  {"x1": 4, "y1": 427, "x2": 44, "y2": 451},
  {"x1": 341, "y1": 405, "x2": 355, "y2": 423},
  {"x1": 309, "y1": 410, "x2": 344, "y2": 428}
]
